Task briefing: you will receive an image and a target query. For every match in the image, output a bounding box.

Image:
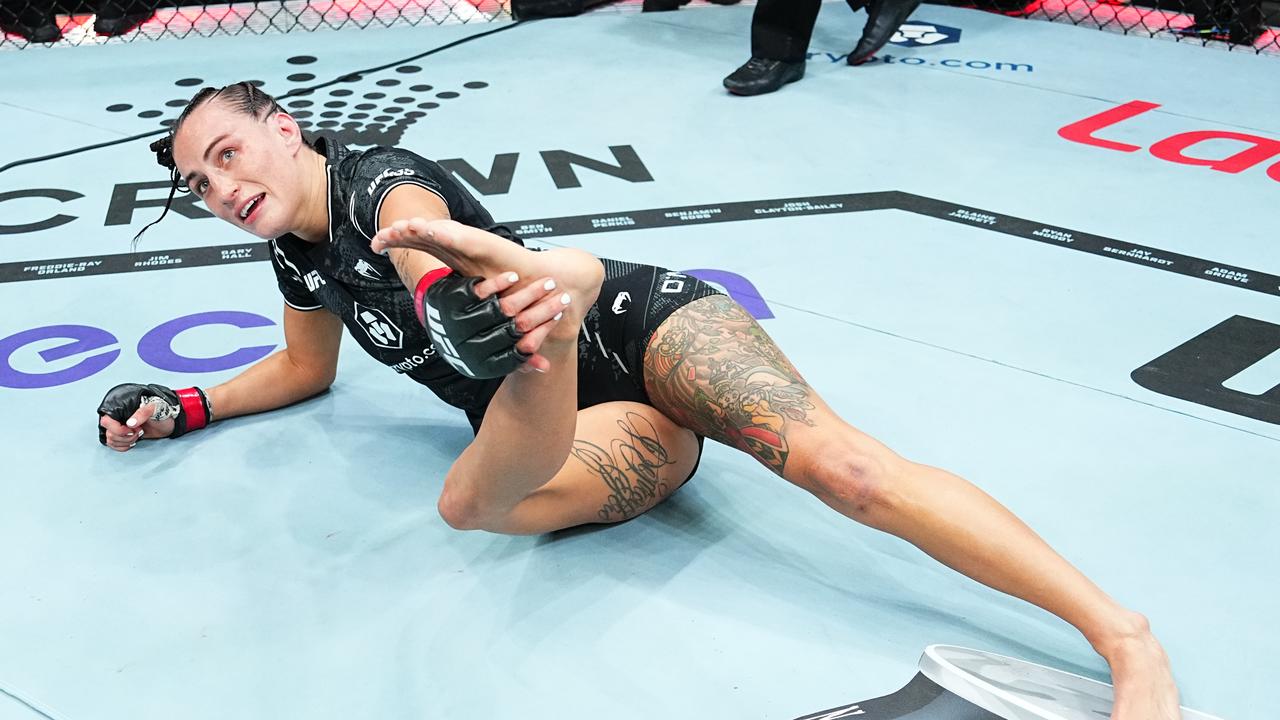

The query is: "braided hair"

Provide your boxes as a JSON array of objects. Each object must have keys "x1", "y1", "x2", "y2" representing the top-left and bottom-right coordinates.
[{"x1": 134, "y1": 82, "x2": 285, "y2": 246}]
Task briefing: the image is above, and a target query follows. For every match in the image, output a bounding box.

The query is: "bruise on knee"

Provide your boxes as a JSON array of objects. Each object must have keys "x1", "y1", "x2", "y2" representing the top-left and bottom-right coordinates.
[{"x1": 801, "y1": 447, "x2": 903, "y2": 520}]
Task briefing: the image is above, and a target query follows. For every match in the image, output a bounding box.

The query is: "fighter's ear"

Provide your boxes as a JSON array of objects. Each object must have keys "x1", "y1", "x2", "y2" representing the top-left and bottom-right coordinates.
[{"x1": 271, "y1": 110, "x2": 306, "y2": 152}]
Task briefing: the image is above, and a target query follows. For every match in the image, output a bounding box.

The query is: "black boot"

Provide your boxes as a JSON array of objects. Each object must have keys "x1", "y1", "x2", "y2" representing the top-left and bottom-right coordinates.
[
  {"x1": 0, "y1": 2, "x2": 61, "y2": 42},
  {"x1": 848, "y1": 0, "x2": 924, "y2": 64},
  {"x1": 722, "y1": 57, "x2": 805, "y2": 96},
  {"x1": 94, "y1": 0, "x2": 154, "y2": 36}
]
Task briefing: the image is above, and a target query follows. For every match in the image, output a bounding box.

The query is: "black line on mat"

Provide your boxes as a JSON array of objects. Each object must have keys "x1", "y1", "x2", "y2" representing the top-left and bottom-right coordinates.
[{"x1": 3, "y1": 191, "x2": 1275, "y2": 301}]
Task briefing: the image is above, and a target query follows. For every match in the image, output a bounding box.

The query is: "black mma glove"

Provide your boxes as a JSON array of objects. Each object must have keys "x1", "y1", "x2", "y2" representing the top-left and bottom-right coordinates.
[
  {"x1": 97, "y1": 383, "x2": 212, "y2": 444},
  {"x1": 412, "y1": 268, "x2": 530, "y2": 379}
]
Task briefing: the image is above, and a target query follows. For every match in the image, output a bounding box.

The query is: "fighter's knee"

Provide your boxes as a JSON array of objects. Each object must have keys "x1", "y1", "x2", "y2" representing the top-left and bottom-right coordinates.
[
  {"x1": 796, "y1": 444, "x2": 905, "y2": 521},
  {"x1": 437, "y1": 487, "x2": 488, "y2": 531}
]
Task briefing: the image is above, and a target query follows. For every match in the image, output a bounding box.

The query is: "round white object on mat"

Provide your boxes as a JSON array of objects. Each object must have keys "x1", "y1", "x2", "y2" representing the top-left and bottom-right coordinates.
[{"x1": 919, "y1": 645, "x2": 1223, "y2": 720}]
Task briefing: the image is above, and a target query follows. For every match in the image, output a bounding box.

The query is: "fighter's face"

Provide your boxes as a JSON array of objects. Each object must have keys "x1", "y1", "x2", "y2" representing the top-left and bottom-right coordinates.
[{"x1": 172, "y1": 100, "x2": 308, "y2": 239}]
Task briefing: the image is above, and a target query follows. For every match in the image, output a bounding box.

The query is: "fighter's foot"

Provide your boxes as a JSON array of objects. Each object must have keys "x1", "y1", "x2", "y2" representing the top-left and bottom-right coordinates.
[
  {"x1": 372, "y1": 218, "x2": 603, "y2": 338},
  {"x1": 1101, "y1": 615, "x2": 1182, "y2": 720},
  {"x1": 372, "y1": 217, "x2": 524, "y2": 277}
]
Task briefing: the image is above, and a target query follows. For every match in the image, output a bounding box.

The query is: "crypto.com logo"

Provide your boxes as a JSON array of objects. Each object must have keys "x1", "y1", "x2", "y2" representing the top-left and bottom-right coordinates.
[{"x1": 888, "y1": 23, "x2": 962, "y2": 48}]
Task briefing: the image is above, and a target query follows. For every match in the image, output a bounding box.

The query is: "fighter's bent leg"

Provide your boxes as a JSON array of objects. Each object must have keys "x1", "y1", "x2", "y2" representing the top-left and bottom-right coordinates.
[
  {"x1": 440, "y1": 401, "x2": 701, "y2": 535},
  {"x1": 377, "y1": 218, "x2": 612, "y2": 528}
]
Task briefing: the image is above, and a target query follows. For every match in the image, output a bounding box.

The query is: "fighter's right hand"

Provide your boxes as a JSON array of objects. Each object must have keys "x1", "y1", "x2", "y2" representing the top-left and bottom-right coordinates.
[{"x1": 97, "y1": 383, "x2": 212, "y2": 451}]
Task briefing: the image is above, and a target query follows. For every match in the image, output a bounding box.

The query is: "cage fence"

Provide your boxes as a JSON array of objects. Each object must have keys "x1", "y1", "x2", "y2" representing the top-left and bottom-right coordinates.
[{"x1": 0, "y1": 0, "x2": 1276, "y2": 56}]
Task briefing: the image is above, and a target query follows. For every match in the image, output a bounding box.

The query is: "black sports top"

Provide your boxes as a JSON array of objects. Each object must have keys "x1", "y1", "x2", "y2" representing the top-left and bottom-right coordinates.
[
  {"x1": 267, "y1": 136, "x2": 519, "y2": 420},
  {"x1": 266, "y1": 137, "x2": 723, "y2": 435}
]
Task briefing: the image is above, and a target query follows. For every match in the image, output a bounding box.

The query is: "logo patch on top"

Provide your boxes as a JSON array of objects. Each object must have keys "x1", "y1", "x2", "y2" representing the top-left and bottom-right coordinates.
[
  {"x1": 889, "y1": 23, "x2": 962, "y2": 47},
  {"x1": 354, "y1": 259, "x2": 383, "y2": 279},
  {"x1": 354, "y1": 302, "x2": 403, "y2": 350},
  {"x1": 366, "y1": 167, "x2": 416, "y2": 196}
]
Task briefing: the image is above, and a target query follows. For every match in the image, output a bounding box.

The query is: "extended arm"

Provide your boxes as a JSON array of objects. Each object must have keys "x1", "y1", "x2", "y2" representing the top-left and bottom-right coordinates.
[
  {"x1": 98, "y1": 304, "x2": 344, "y2": 449},
  {"x1": 204, "y1": 303, "x2": 344, "y2": 420}
]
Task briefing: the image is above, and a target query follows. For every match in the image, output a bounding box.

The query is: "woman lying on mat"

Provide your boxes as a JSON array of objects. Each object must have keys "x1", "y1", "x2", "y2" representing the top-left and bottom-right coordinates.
[{"x1": 96, "y1": 81, "x2": 1181, "y2": 720}]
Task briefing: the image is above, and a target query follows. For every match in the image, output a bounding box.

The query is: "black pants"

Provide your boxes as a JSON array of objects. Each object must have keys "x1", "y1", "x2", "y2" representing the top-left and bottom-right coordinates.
[
  {"x1": 751, "y1": 0, "x2": 825, "y2": 61},
  {"x1": 0, "y1": 0, "x2": 55, "y2": 23}
]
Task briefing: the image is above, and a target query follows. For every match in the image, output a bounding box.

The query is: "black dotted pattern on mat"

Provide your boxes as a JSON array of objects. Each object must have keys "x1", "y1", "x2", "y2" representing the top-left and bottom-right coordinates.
[{"x1": 100, "y1": 57, "x2": 489, "y2": 148}]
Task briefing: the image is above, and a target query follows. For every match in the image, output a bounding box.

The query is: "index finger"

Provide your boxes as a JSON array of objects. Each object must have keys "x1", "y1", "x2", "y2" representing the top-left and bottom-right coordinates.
[{"x1": 471, "y1": 271, "x2": 521, "y2": 301}]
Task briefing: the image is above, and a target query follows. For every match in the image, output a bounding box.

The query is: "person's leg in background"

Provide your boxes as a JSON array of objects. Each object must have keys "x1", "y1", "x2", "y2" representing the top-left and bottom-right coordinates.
[
  {"x1": 642, "y1": 0, "x2": 741, "y2": 13},
  {"x1": 93, "y1": 0, "x2": 156, "y2": 36},
  {"x1": 723, "y1": 0, "x2": 821, "y2": 95},
  {"x1": 846, "y1": 0, "x2": 925, "y2": 65},
  {"x1": 0, "y1": 0, "x2": 61, "y2": 42},
  {"x1": 722, "y1": 0, "x2": 931, "y2": 94}
]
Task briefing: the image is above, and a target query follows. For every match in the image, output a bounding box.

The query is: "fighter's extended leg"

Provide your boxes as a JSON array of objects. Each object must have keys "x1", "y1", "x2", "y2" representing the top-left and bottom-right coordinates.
[{"x1": 642, "y1": 294, "x2": 1179, "y2": 720}]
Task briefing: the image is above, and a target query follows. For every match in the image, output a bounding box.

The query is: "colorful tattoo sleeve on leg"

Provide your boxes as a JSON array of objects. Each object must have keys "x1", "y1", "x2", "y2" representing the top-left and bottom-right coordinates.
[{"x1": 643, "y1": 295, "x2": 816, "y2": 476}]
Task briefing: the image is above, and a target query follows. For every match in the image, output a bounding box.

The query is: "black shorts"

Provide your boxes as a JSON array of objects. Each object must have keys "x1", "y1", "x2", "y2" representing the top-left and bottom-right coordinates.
[
  {"x1": 574, "y1": 258, "x2": 722, "y2": 411},
  {"x1": 577, "y1": 258, "x2": 722, "y2": 485},
  {"x1": 467, "y1": 258, "x2": 723, "y2": 481}
]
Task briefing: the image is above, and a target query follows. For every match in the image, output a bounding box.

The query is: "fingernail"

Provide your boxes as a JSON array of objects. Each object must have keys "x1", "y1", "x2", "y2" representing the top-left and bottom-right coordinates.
[
  {"x1": 507, "y1": 273, "x2": 519, "y2": 283},
  {"x1": 543, "y1": 279, "x2": 556, "y2": 291},
  {"x1": 137, "y1": 430, "x2": 145, "y2": 438},
  {"x1": 126, "y1": 419, "x2": 137, "y2": 428},
  {"x1": 125, "y1": 431, "x2": 135, "y2": 438},
  {"x1": 553, "y1": 312, "x2": 563, "y2": 321},
  {"x1": 129, "y1": 443, "x2": 137, "y2": 448},
  {"x1": 534, "y1": 366, "x2": 547, "y2": 373},
  {"x1": 560, "y1": 292, "x2": 571, "y2": 305}
]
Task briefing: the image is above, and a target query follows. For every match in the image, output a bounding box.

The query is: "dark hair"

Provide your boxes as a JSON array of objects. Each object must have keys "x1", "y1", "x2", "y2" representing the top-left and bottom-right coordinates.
[{"x1": 133, "y1": 82, "x2": 285, "y2": 246}]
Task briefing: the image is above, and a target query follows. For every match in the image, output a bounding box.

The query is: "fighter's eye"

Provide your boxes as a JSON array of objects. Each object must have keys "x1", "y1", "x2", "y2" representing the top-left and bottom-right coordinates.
[
  {"x1": 196, "y1": 179, "x2": 209, "y2": 195},
  {"x1": 221, "y1": 148, "x2": 236, "y2": 163}
]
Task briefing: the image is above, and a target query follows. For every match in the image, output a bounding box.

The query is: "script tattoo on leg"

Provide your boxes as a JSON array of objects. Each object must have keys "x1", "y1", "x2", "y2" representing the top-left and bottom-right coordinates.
[
  {"x1": 572, "y1": 412, "x2": 678, "y2": 522},
  {"x1": 644, "y1": 295, "x2": 815, "y2": 475}
]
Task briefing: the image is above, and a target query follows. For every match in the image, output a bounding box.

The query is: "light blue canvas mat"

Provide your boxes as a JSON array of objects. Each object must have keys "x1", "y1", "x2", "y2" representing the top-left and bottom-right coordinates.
[{"x1": 1, "y1": 5, "x2": 1276, "y2": 719}]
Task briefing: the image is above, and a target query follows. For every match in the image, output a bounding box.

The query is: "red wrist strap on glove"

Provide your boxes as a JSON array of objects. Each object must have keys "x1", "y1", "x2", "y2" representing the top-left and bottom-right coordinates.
[
  {"x1": 413, "y1": 267, "x2": 454, "y2": 327},
  {"x1": 175, "y1": 387, "x2": 210, "y2": 432}
]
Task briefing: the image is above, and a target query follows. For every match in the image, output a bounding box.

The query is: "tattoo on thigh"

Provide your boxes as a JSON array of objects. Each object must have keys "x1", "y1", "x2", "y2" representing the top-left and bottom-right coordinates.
[
  {"x1": 644, "y1": 295, "x2": 815, "y2": 475},
  {"x1": 572, "y1": 412, "x2": 678, "y2": 522}
]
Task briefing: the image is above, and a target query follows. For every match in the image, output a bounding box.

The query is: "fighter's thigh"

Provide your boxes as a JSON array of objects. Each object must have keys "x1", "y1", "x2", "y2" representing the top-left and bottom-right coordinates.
[
  {"x1": 488, "y1": 400, "x2": 701, "y2": 535},
  {"x1": 642, "y1": 294, "x2": 845, "y2": 479}
]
